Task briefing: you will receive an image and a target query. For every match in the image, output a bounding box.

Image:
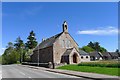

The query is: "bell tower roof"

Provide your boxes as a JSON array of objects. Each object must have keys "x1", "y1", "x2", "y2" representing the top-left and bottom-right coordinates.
[{"x1": 63, "y1": 21, "x2": 68, "y2": 33}]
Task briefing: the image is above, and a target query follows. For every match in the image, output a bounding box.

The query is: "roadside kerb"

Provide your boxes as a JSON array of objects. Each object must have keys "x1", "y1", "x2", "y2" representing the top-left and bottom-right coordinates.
[{"x1": 20, "y1": 64, "x2": 119, "y2": 80}]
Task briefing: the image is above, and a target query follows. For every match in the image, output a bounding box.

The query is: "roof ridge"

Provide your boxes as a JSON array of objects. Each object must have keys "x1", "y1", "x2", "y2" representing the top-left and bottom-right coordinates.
[
  {"x1": 45, "y1": 32, "x2": 63, "y2": 41},
  {"x1": 33, "y1": 32, "x2": 63, "y2": 51}
]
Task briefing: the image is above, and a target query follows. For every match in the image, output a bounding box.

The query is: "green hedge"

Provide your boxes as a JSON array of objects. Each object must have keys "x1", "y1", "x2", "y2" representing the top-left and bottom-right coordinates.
[{"x1": 78, "y1": 61, "x2": 120, "y2": 68}]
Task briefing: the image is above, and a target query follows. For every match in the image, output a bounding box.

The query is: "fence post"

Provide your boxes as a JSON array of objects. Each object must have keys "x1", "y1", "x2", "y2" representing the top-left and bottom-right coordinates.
[{"x1": 48, "y1": 62, "x2": 53, "y2": 69}]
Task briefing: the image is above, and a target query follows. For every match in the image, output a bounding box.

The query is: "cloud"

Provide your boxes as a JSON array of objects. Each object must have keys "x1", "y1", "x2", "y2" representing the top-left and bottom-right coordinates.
[{"x1": 77, "y1": 26, "x2": 119, "y2": 35}]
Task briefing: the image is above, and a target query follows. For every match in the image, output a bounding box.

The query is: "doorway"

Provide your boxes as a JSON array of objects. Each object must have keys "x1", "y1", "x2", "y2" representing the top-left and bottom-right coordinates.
[{"x1": 73, "y1": 53, "x2": 77, "y2": 63}]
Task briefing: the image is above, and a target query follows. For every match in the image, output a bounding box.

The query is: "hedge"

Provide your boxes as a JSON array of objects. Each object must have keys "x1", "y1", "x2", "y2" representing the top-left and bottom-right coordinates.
[{"x1": 78, "y1": 61, "x2": 120, "y2": 68}]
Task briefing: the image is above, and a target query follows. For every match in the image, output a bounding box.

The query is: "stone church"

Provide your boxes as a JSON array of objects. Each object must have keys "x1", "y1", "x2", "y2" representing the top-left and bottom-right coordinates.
[{"x1": 31, "y1": 21, "x2": 82, "y2": 67}]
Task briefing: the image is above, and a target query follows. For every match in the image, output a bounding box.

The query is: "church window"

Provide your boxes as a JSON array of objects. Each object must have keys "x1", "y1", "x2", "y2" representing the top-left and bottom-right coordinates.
[
  {"x1": 68, "y1": 40, "x2": 71, "y2": 47},
  {"x1": 65, "y1": 38, "x2": 71, "y2": 48},
  {"x1": 65, "y1": 38, "x2": 68, "y2": 48},
  {"x1": 81, "y1": 56, "x2": 83, "y2": 59},
  {"x1": 86, "y1": 56, "x2": 88, "y2": 58}
]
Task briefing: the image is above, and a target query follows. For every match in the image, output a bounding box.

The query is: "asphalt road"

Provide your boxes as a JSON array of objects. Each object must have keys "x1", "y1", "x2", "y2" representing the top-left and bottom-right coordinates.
[{"x1": 2, "y1": 65, "x2": 92, "y2": 80}]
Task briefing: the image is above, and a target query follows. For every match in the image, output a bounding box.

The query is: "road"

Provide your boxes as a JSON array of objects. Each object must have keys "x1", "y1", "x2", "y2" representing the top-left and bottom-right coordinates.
[{"x1": 2, "y1": 65, "x2": 92, "y2": 80}]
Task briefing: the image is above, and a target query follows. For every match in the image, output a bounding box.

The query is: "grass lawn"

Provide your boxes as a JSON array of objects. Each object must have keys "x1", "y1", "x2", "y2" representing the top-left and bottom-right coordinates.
[
  {"x1": 57, "y1": 65, "x2": 120, "y2": 76},
  {"x1": 78, "y1": 61, "x2": 120, "y2": 68}
]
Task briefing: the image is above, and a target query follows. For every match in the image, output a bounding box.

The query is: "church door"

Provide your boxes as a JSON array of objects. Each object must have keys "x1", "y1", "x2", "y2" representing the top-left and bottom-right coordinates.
[{"x1": 73, "y1": 53, "x2": 77, "y2": 63}]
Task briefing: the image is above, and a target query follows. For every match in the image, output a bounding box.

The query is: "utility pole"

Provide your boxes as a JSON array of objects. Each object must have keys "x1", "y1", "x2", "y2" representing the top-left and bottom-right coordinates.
[
  {"x1": 21, "y1": 51, "x2": 23, "y2": 63},
  {"x1": 20, "y1": 49, "x2": 22, "y2": 63},
  {"x1": 21, "y1": 47, "x2": 24, "y2": 63},
  {"x1": 38, "y1": 46, "x2": 39, "y2": 66}
]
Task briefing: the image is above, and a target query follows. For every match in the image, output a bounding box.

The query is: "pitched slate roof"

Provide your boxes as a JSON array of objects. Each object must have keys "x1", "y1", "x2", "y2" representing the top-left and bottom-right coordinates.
[
  {"x1": 109, "y1": 52, "x2": 119, "y2": 57},
  {"x1": 34, "y1": 32, "x2": 63, "y2": 50},
  {"x1": 89, "y1": 51, "x2": 103, "y2": 57},
  {"x1": 62, "y1": 48, "x2": 74, "y2": 56},
  {"x1": 102, "y1": 52, "x2": 111, "y2": 57},
  {"x1": 79, "y1": 50, "x2": 89, "y2": 55}
]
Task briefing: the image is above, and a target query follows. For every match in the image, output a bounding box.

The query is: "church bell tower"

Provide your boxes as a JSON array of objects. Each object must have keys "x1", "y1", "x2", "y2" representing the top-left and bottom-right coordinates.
[{"x1": 63, "y1": 21, "x2": 68, "y2": 33}]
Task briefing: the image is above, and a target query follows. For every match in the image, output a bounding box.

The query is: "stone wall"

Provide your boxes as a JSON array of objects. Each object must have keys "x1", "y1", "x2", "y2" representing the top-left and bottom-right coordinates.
[
  {"x1": 31, "y1": 46, "x2": 53, "y2": 63},
  {"x1": 53, "y1": 32, "x2": 79, "y2": 64}
]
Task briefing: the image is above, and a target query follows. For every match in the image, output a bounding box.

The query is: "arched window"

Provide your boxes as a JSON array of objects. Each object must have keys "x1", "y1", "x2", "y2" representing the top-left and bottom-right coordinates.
[
  {"x1": 65, "y1": 38, "x2": 71, "y2": 48},
  {"x1": 65, "y1": 38, "x2": 67, "y2": 48},
  {"x1": 68, "y1": 40, "x2": 71, "y2": 48},
  {"x1": 66, "y1": 38, "x2": 68, "y2": 48}
]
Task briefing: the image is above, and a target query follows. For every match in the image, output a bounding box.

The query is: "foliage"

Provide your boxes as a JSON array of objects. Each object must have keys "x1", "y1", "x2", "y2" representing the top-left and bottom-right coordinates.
[
  {"x1": 24, "y1": 49, "x2": 33, "y2": 62},
  {"x1": 80, "y1": 46, "x2": 94, "y2": 53},
  {"x1": 80, "y1": 41, "x2": 107, "y2": 53},
  {"x1": 115, "y1": 49, "x2": 119, "y2": 53},
  {"x1": 6, "y1": 42, "x2": 14, "y2": 48},
  {"x1": 0, "y1": 56, "x2": 2, "y2": 64},
  {"x1": 57, "y1": 65, "x2": 119, "y2": 76},
  {"x1": 100, "y1": 47, "x2": 107, "y2": 53},
  {"x1": 94, "y1": 42, "x2": 100, "y2": 51},
  {"x1": 25, "y1": 30, "x2": 38, "y2": 49},
  {"x1": 14, "y1": 37, "x2": 24, "y2": 50},
  {"x1": 2, "y1": 42, "x2": 19, "y2": 64},
  {"x1": 24, "y1": 30, "x2": 38, "y2": 62},
  {"x1": 2, "y1": 30, "x2": 38, "y2": 64},
  {"x1": 115, "y1": 49, "x2": 120, "y2": 57},
  {"x1": 14, "y1": 37, "x2": 25, "y2": 63},
  {"x1": 87, "y1": 41, "x2": 94, "y2": 49}
]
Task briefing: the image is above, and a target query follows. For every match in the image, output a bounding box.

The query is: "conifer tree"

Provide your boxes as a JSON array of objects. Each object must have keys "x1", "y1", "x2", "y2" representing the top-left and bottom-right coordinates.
[{"x1": 26, "y1": 30, "x2": 38, "y2": 49}]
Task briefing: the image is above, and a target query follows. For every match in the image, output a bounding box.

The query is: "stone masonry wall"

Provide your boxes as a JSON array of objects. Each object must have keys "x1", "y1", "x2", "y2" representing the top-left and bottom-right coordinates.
[{"x1": 53, "y1": 32, "x2": 79, "y2": 64}]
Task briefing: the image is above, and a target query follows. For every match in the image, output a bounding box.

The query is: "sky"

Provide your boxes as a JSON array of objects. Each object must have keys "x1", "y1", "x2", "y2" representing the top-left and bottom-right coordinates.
[{"x1": 2, "y1": 2, "x2": 118, "y2": 54}]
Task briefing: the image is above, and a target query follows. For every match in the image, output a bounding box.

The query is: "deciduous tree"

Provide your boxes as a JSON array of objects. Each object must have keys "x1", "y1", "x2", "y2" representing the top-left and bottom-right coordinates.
[{"x1": 14, "y1": 37, "x2": 25, "y2": 63}]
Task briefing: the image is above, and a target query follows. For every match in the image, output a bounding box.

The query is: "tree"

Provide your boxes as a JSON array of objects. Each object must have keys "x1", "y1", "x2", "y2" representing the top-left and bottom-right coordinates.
[
  {"x1": 0, "y1": 56, "x2": 2, "y2": 64},
  {"x1": 25, "y1": 30, "x2": 38, "y2": 62},
  {"x1": 26, "y1": 30, "x2": 38, "y2": 49},
  {"x1": 116, "y1": 49, "x2": 120, "y2": 57},
  {"x1": 2, "y1": 42, "x2": 19, "y2": 64},
  {"x1": 14, "y1": 37, "x2": 24, "y2": 50},
  {"x1": 9, "y1": 50, "x2": 19, "y2": 64},
  {"x1": 6, "y1": 42, "x2": 14, "y2": 49},
  {"x1": 24, "y1": 49, "x2": 33, "y2": 62},
  {"x1": 81, "y1": 41, "x2": 107, "y2": 53},
  {"x1": 115, "y1": 49, "x2": 119, "y2": 53},
  {"x1": 94, "y1": 42, "x2": 100, "y2": 52},
  {"x1": 80, "y1": 46, "x2": 94, "y2": 53},
  {"x1": 100, "y1": 47, "x2": 107, "y2": 53},
  {"x1": 14, "y1": 37, "x2": 25, "y2": 63},
  {"x1": 87, "y1": 41, "x2": 95, "y2": 49},
  {"x1": 3, "y1": 42, "x2": 14, "y2": 56},
  {"x1": 87, "y1": 41, "x2": 101, "y2": 51}
]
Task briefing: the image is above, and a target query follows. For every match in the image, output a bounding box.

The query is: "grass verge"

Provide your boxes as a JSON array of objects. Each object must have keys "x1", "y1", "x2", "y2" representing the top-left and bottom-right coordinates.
[
  {"x1": 78, "y1": 61, "x2": 120, "y2": 68},
  {"x1": 57, "y1": 65, "x2": 120, "y2": 76}
]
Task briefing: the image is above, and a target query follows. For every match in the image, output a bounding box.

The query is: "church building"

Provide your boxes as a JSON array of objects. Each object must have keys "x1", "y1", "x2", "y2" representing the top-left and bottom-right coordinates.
[{"x1": 31, "y1": 21, "x2": 82, "y2": 67}]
